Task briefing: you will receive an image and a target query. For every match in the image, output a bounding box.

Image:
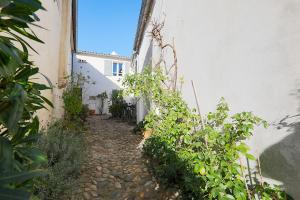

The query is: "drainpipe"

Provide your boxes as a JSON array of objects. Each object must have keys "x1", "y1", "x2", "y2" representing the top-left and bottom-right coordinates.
[
  {"x1": 71, "y1": 51, "x2": 75, "y2": 82},
  {"x1": 131, "y1": 51, "x2": 138, "y2": 73}
]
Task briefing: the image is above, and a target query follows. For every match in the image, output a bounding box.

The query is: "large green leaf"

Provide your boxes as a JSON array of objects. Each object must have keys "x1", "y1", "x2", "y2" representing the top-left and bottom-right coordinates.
[
  {"x1": 0, "y1": 170, "x2": 46, "y2": 185},
  {"x1": 0, "y1": 188, "x2": 30, "y2": 200},
  {"x1": 0, "y1": 137, "x2": 13, "y2": 172},
  {"x1": 0, "y1": 40, "x2": 23, "y2": 77},
  {"x1": 15, "y1": 66, "x2": 38, "y2": 80},
  {"x1": 0, "y1": 84, "x2": 27, "y2": 132},
  {"x1": 0, "y1": 0, "x2": 51, "y2": 197},
  {"x1": 15, "y1": 147, "x2": 47, "y2": 165}
]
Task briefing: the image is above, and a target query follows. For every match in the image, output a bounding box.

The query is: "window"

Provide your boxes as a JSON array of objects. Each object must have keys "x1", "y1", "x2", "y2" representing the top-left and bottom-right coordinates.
[
  {"x1": 78, "y1": 59, "x2": 87, "y2": 63},
  {"x1": 118, "y1": 63, "x2": 123, "y2": 76},
  {"x1": 112, "y1": 62, "x2": 124, "y2": 76},
  {"x1": 113, "y1": 63, "x2": 118, "y2": 76}
]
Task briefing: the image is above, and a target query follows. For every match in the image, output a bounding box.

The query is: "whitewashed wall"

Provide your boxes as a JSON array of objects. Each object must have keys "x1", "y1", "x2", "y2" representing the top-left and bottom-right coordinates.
[
  {"x1": 31, "y1": 0, "x2": 74, "y2": 125},
  {"x1": 73, "y1": 53, "x2": 131, "y2": 114},
  {"x1": 135, "y1": 0, "x2": 300, "y2": 198}
]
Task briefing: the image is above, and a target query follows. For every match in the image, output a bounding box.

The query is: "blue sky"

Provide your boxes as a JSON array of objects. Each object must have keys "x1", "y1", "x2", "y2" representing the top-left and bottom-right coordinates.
[{"x1": 78, "y1": 0, "x2": 142, "y2": 57}]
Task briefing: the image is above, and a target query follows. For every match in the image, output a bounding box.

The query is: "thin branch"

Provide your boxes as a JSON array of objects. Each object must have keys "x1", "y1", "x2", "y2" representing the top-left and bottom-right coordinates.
[
  {"x1": 239, "y1": 157, "x2": 252, "y2": 199},
  {"x1": 148, "y1": 20, "x2": 178, "y2": 91}
]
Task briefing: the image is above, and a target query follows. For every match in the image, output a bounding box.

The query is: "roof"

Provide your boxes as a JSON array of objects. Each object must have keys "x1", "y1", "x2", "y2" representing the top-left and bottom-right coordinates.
[
  {"x1": 77, "y1": 50, "x2": 131, "y2": 61},
  {"x1": 133, "y1": 0, "x2": 154, "y2": 53},
  {"x1": 72, "y1": 0, "x2": 78, "y2": 52}
]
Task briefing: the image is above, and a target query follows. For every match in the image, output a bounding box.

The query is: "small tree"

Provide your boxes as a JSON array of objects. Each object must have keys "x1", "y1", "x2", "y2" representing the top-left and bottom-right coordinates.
[
  {"x1": 63, "y1": 73, "x2": 92, "y2": 122},
  {"x1": 123, "y1": 21, "x2": 291, "y2": 199},
  {"x1": 97, "y1": 91, "x2": 108, "y2": 115}
]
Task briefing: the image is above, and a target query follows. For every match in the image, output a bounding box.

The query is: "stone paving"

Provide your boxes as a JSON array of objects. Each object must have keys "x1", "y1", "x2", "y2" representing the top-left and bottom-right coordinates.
[{"x1": 74, "y1": 115, "x2": 179, "y2": 200}]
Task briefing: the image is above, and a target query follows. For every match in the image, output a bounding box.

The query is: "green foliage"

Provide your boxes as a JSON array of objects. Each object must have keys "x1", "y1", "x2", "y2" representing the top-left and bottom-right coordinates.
[
  {"x1": 124, "y1": 67, "x2": 289, "y2": 199},
  {"x1": 79, "y1": 104, "x2": 89, "y2": 122},
  {"x1": 34, "y1": 121, "x2": 86, "y2": 199},
  {"x1": 97, "y1": 91, "x2": 108, "y2": 115},
  {"x1": 109, "y1": 90, "x2": 128, "y2": 118},
  {"x1": 63, "y1": 73, "x2": 93, "y2": 122},
  {"x1": 34, "y1": 73, "x2": 88, "y2": 199},
  {"x1": 133, "y1": 121, "x2": 146, "y2": 134},
  {"x1": 63, "y1": 86, "x2": 83, "y2": 119},
  {"x1": 0, "y1": 0, "x2": 50, "y2": 199}
]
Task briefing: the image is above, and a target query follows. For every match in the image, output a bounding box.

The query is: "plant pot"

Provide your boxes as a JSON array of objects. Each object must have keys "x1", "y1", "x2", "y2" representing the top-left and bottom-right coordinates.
[
  {"x1": 143, "y1": 129, "x2": 153, "y2": 139},
  {"x1": 89, "y1": 110, "x2": 95, "y2": 115}
]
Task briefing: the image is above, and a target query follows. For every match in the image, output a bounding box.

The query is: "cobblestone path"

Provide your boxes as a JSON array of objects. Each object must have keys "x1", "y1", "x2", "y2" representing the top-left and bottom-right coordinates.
[{"x1": 76, "y1": 116, "x2": 179, "y2": 200}]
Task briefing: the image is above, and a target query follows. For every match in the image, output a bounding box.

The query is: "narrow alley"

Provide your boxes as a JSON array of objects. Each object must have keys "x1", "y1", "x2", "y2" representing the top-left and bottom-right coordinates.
[{"x1": 75, "y1": 116, "x2": 179, "y2": 200}]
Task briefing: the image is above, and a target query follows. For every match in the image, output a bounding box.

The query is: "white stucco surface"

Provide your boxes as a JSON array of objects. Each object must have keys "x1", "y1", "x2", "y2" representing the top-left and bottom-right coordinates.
[
  {"x1": 30, "y1": 0, "x2": 74, "y2": 125},
  {"x1": 73, "y1": 53, "x2": 131, "y2": 114},
  {"x1": 134, "y1": 0, "x2": 300, "y2": 198}
]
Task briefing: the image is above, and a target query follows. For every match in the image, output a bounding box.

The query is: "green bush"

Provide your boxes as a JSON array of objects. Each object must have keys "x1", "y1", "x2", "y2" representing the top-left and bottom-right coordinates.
[
  {"x1": 133, "y1": 121, "x2": 146, "y2": 134},
  {"x1": 109, "y1": 90, "x2": 128, "y2": 118},
  {"x1": 34, "y1": 121, "x2": 85, "y2": 199},
  {"x1": 0, "y1": 1, "x2": 51, "y2": 199},
  {"x1": 63, "y1": 86, "x2": 83, "y2": 120},
  {"x1": 79, "y1": 104, "x2": 89, "y2": 122},
  {"x1": 124, "y1": 67, "x2": 291, "y2": 200}
]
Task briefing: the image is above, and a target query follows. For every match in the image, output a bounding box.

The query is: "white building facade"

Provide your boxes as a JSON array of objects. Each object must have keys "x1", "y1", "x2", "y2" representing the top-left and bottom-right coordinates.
[
  {"x1": 133, "y1": 0, "x2": 300, "y2": 198},
  {"x1": 73, "y1": 51, "x2": 131, "y2": 114},
  {"x1": 32, "y1": 0, "x2": 77, "y2": 125}
]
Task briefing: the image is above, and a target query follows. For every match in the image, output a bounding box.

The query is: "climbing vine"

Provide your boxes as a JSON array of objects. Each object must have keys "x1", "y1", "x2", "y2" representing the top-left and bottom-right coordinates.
[{"x1": 123, "y1": 21, "x2": 290, "y2": 199}]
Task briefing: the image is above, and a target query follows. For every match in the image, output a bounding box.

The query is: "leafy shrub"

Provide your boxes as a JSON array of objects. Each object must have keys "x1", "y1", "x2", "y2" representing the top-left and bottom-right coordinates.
[
  {"x1": 109, "y1": 90, "x2": 128, "y2": 118},
  {"x1": 35, "y1": 75, "x2": 88, "y2": 199},
  {"x1": 133, "y1": 121, "x2": 146, "y2": 134},
  {"x1": 34, "y1": 121, "x2": 85, "y2": 199},
  {"x1": 63, "y1": 73, "x2": 94, "y2": 122},
  {"x1": 63, "y1": 86, "x2": 83, "y2": 120},
  {"x1": 0, "y1": 0, "x2": 51, "y2": 199},
  {"x1": 124, "y1": 67, "x2": 290, "y2": 199},
  {"x1": 79, "y1": 104, "x2": 89, "y2": 122}
]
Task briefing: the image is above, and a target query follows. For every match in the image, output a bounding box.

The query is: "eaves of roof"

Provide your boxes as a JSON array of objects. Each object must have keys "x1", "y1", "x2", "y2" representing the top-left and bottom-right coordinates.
[
  {"x1": 77, "y1": 50, "x2": 131, "y2": 61},
  {"x1": 133, "y1": 0, "x2": 154, "y2": 53}
]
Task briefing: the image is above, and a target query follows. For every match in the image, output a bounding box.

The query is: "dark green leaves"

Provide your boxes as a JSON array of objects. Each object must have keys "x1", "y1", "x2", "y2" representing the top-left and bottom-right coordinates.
[
  {"x1": 0, "y1": 188, "x2": 30, "y2": 200},
  {"x1": 0, "y1": 0, "x2": 50, "y2": 198},
  {"x1": 0, "y1": 170, "x2": 46, "y2": 200},
  {"x1": 125, "y1": 68, "x2": 289, "y2": 199},
  {"x1": 0, "y1": 170, "x2": 46, "y2": 185},
  {"x1": 0, "y1": 84, "x2": 26, "y2": 132},
  {"x1": 0, "y1": 137, "x2": 13, "y2": 173}
]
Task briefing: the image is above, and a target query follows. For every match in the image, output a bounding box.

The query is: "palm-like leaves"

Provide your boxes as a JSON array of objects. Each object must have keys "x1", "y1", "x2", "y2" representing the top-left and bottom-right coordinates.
[{"x1": 0, "y1": 0, "x2": 51, "y2": 199}]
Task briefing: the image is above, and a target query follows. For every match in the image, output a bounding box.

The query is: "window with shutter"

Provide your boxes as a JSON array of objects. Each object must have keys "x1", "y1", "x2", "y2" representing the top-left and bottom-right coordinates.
[
  {"x1": 111, "y1": 62, "x2": 124, "y2": 76},
  {"x1": 104, "y1": 60, "x2": 113, "y2": 76},
  {"x1": 118, "y1": 63, "x2": 123, "y2": 76},
  {"x1": 113, "y1": 63, "x2": 118, "y2": 76}
]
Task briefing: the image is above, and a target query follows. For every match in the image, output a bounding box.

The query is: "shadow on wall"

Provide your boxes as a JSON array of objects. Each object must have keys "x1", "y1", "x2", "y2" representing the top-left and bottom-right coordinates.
[
  {"x1": 259, "y1": 89, "x2": 300, "y2": 199},
  {"x1": 75, "y1": 62, "x2": 121, "y2": 114}
]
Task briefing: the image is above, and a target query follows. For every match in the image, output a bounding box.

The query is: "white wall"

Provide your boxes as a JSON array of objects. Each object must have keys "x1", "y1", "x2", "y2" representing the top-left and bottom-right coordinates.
[
  {"x1": 135, "y1": 0, "x2": 300, "y2": 198},
  {"x1": 30, "y1": 0, "x2": 74, "y2": 125},
  {"x1": 73, "y1": 53, "x2": 131, "y2": 114}
]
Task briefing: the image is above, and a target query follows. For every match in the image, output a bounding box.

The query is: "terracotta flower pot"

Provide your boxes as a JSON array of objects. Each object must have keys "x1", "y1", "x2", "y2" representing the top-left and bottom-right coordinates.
[
  {"x1": 143, "y1": 129, "x2": 152, "y2": 139},
  {"x1": 89, "y1": 110, "x2": 95, "y2": 115}
]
